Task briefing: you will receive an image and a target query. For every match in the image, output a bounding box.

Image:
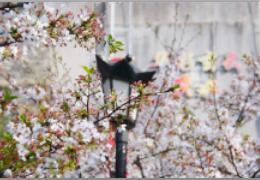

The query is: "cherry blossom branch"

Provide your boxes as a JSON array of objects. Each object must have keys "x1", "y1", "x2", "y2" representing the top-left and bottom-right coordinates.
[
  {"x1": 144, "y1": 64, "x2": 172, "y2": 136},
  {"x1": 209, "y1": 63, "x2": 221, "y2": 124},
  {"x1": 217, "y1": 166, "x2": 236, "y2": 177},
  {"x1": 236, "y1": 60, "x2": 257, "y2": 125},
  {"x1": 228, "y1": 145, "x2": 241, "y2": 177},
  {"x1": 202, "y1": 138, "x2": 242, "y2": 178},
  {"x1": 94, "y1": 87, "x2": 176, "y2": 124},
  {"x1": 144, "y1": 82, "x2": 166, "y2": 135}
]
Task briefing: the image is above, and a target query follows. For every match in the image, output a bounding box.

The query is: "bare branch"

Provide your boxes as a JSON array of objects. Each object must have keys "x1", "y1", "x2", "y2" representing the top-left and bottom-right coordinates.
[
  {"x1": 194, "y1": 139, "x2": 206, "y2": 175},
  {"x1": 133, "y1": 156, "x2": 145, "y2": 178}
]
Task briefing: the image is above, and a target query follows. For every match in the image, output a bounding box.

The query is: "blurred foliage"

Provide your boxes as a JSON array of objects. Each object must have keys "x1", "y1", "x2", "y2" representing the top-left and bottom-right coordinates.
[
  {"x1": 0, "y1": 132, "x2": 18, "y2": 176},
  {"x1": 0, "y1": 87, "x2": 17, "y2": 138}
]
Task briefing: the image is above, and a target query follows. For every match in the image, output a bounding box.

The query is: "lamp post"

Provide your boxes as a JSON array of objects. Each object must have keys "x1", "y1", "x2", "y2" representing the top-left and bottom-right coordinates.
[{"x1": 96, "y1": 54, "x2": 156, "y2": 178}]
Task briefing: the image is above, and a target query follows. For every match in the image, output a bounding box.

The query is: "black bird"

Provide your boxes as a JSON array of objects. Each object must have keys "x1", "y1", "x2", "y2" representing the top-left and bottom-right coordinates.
[{"x1": 96, "y1": 54, "x2": 156, "y2": 84}]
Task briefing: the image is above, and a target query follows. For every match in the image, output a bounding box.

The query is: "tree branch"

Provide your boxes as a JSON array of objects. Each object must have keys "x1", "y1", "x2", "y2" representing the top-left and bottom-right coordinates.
[
  {"x1": 228, "y1": 145, "x2": 241, "y2": 178},
  {"x1": 251, "y1": 168, "x2": 260, "y2": 178},
  {"x1": 133, "y1": 156, "x2": 145, "y2": 178},
  {"x1": 194, "y1": 139, "x2": 206, "y2": 175},
  {"x1": 0, "y1": 2, "x2": 29, "y2": 11},
  {"x1": 94, "y1": 87, "x2": 176, "y2": 124},
  {"x1": 0, "y1": 41, "x2": 18, "y2": 47},
  {"x1": 236, "y1": 60, "x2": 257, "y2": 125}
]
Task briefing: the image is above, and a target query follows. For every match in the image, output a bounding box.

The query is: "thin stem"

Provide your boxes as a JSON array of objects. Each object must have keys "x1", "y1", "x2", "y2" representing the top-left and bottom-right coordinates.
[
  {"x1": 144, "y1": 83, "x2": 165, "y2": 135},
  {"x1": 169, "y1": 3, "x2": 179, "y2": 52},
  {"x1": 228, "y1": 145, "x2": 241, "y2": 177},
  {"x1": 194, "y1": 139, "x2": 206, "y2": 175},
  {"x1": 177, "y1": 30, "x2": 201, "y2": 53}
]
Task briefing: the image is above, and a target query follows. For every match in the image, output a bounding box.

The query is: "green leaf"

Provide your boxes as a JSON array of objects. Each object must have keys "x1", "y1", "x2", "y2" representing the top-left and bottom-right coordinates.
[
  {"x1": 108, "y1": 34, "x2": 113, "y2": 41},
  {"x1": 20, "y1": 114, "x2": 27, "y2": 123},
  {"x1": 81, "y1": 65, "x2": 95, "y2": 75},
  {"x1": 61, "y1": 101, "x2": 70, "y2": 112},
  {"x1": 172, "y1": 84, "x2": 180, "y2": 90},
  {"x1": 165, "y1": 84, "x2": 180, "y2": 93},
  {"x1": 10, "y1": 27, "x2": 20, "y2": 40},
  {"x1": 2, "y1": 132, "x2": 13, "y2": 142},
  {"x1": 43, "y1": 138, "x2": 52, "y2": 146},
  {"x1": 38, "y1": 119, "x2": 49, "y2": 127},
  {"x1": 64, "y1": 145, "x2": 76, "y2": 155},
  {"x1": 3, "y1": 88, "x2": 17, "y2": 102},
  {"x1": 107, "y1": 34, "x2": 124, "y2": 54},
  {"x1": 76, "y1": 108, "x2": 88, "y2": 118},
  {"x1": 19, "y1": 114, "x2": 31, "y2": 127},
  {"x1": 26, "y1": 151, "x2": 37, "y2": 161}
]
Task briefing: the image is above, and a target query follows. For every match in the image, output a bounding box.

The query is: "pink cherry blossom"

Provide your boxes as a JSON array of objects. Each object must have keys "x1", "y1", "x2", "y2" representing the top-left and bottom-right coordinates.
[{"x1": 223, "y1": 52, "x2": 241, "y2": 71}]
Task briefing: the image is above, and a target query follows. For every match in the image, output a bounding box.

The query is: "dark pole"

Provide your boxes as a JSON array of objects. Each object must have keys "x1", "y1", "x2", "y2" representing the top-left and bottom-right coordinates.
[{"x1": 115, "y1": 129, "x2": 128, "y2": 178}]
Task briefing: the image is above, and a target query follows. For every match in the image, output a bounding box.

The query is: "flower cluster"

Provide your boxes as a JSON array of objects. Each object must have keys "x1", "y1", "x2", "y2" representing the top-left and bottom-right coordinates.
[
  {"x1": 0, "y1": 67, "x2": 113, "y2": 177},
  {"x1": 125, "y1": 51, "x2": 259, "y2": 178},
  {"x1": 0, "y1": 2, "x2": 104, "y2": 61}
]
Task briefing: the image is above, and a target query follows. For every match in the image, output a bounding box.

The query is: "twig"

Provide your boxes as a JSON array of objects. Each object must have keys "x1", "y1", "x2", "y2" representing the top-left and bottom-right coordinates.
[
  {"x1": 133, "y1": 156, "x2": 145, "y2": 178},
  {"x1": 251, "y1": 168, "x2": 260, "y2": 178},
  {"x1": 139, "y1": 146, "x2": 176, "y2": 160},
  {"x1": 194, "y1": 139, "x2": 206, "y2": 175},
  {"x1": 0, "y1": 41, "x2": 18, "y2": 47},
  {"x1": 169, "y1": 3, "x2": 179, "y2": 52},
  {"x1": 144, "y1": 83, "x2": 165, "y2": 135},
  {"x1": 177, "y1": 30, "x2": 201, "y2": 53},
  {"x1": 236, "y1": 61, "x2": 257, "y2": 125},
  {"x1": 228, "y1": 145, "x2": 241, "y2": 177},
  {"x1": 212, "y1": 72, "x2": 221, "y2": 124},
  {"x1": 202, "y1": 138, "x2": 242, "y2": 178},
  {"x1": 176, "y1": 14, "x2": 190, "y2": 51}
]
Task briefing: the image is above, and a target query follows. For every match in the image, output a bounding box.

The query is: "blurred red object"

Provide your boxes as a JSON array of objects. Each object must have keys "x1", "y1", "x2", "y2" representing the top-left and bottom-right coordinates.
[{"x1": 110, "y1": 57, "x2": 123, "y2": 62}]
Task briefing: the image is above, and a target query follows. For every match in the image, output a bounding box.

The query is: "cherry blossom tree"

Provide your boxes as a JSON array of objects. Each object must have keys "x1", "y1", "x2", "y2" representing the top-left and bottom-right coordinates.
[
  {"x1": 127, "y1": 9, "x2": 260, "y2": 177},
  {"x1": 0, "y1": 2, "x2": 259, "y2": 178}
]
